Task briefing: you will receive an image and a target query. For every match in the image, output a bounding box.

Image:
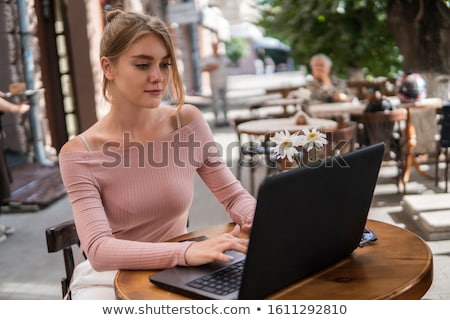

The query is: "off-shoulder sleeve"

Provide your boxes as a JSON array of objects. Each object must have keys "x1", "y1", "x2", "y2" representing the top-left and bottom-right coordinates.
[{"x1": 58, "y1": 152, "x2": 192, "y2": 271}]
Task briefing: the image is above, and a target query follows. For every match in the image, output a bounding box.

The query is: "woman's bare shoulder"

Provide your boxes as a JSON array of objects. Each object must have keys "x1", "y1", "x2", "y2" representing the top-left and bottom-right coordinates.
[
  {"x1": 59, "y1": 119, "x2": 108, "y2": 153},
  {"x1": 59, "y1": 136, "x2": 88, "y2": 154},
  {"x1": 177, "y1": 104, "x2": 204, "y2": 125}
]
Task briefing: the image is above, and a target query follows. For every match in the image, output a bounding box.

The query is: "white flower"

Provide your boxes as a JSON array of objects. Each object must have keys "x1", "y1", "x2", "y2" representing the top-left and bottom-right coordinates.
[
  {"x1": 270, "y1": 129, "x2": 305, "y2": 162},
  {"x1": 270, "y1": 128, "x2": 329, "y2": 168},
  {"x1": 301, "y1": 128, "x2": 328, "y2": 152}
]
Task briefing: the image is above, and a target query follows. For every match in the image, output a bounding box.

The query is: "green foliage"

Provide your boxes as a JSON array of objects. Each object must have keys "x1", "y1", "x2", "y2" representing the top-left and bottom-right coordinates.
[
  {"x1": 257, "y1": 0, "x2": 402, "y2": 78},
  {"x1": 225, "y1": 36, "x2": 250, "y2": 63}
]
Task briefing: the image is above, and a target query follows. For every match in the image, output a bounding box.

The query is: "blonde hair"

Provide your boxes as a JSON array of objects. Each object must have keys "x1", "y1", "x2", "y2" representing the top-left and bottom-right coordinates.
[{"x1": 100, "y1": 9, "x2": 184, "y2": 110}]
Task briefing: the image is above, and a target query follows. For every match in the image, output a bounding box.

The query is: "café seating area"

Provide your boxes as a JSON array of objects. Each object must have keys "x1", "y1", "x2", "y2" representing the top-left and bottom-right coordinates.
[
  {"x1": 226, "y1": 80, "x2": 450, "y2": 244},
  {"x1": 229, "y1": 79, "x2": 448, "y2": 196}
]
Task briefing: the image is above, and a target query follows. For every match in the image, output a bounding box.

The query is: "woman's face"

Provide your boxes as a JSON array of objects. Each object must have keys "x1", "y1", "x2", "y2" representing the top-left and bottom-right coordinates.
[
  {"x1": 104, "y1": 34, "x2": 171, "y2": 109},
  {"x1": 310, "y1": 58, "x2": 330, "y2": 80}
]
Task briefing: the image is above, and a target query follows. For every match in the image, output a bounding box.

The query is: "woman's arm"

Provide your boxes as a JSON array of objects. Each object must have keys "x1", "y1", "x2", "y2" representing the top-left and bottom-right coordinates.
[{"x1": 0, "y1": 93, "x2": 29, "y2": 113}]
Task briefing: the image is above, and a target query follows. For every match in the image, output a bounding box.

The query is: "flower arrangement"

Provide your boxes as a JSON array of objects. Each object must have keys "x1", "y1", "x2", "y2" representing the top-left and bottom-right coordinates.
[{"x1": 270, "y1": 128, "x2": 329, "y2": 169}]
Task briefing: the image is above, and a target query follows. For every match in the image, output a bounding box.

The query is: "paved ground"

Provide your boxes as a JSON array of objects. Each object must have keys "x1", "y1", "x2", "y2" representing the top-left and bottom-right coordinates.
[{"x1": 0, "y1": 107, "x2": 449, "y2": 300}]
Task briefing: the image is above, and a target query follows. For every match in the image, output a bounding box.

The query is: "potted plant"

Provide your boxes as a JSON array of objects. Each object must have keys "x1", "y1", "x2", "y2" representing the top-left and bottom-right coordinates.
[{"x1": 225, "y1": 36, "x2": 249, "y2": 68}]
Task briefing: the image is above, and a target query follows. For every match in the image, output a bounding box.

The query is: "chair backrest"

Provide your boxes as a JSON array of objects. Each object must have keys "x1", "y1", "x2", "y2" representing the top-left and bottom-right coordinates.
[
  {"x1": 439, "y1": 102, "x2": 450, "y2": 148},
  {"x1": 347, "y1": 79, "x2": 396, "y2": 100},
  {"x1": 351, "y1": 109, "x2": 407, "y2": 160},
  {"x1": 325, "y1": 121, "x2": 357, "y2": 157},
  {"x1": 45, "y1": 219, "x2": 81, "y2": 299}
]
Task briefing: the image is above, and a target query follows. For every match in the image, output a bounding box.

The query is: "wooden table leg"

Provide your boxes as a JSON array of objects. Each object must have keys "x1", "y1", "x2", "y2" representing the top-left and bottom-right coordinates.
[{"x1": 402, "y1": 108, "x2": 414, "y2": 184}]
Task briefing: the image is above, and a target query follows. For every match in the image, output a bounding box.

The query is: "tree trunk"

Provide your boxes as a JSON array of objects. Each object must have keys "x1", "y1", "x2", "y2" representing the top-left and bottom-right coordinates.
[
  {"x1": 421, "y1": 72, "x2": 450, "y2": 101},
  {"x1": 387, "y1": 0, "x2": 450, "y2": 100}
]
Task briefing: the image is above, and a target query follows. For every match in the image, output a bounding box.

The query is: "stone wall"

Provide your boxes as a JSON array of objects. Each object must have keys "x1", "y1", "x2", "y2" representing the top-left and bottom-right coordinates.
[
  {"x1": 0, "y1": 0, "x2": 27, "y2": 154},
  {"x1": 0, "y1": 0, "x2": 47, "y2": 160}
]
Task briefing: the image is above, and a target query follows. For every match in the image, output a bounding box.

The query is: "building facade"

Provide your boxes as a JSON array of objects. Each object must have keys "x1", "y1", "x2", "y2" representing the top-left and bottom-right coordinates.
[{"x1": 0, "y1": 0, "x2": 259, "y2": 164}]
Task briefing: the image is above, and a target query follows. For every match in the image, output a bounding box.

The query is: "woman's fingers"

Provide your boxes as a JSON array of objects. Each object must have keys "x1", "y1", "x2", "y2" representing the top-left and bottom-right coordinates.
[
  {"x1": 241, "y1": 223, "x2": 252, "y2": 234},
  {"x1": 230, "y1": 224, "x2": 241, "y2": 237},
  {"x1": 184, "y1": 230, "x2": 248, "y2": 266}
]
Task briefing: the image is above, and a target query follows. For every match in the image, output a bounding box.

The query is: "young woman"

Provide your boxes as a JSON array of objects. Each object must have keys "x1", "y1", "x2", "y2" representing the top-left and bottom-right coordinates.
[{"x1": 58, "y1": 10, "x2": 255, "y2": 299}]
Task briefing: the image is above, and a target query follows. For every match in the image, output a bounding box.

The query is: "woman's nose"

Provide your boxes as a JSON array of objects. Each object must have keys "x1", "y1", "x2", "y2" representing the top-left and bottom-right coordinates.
[{"x1": 149, "y1": 66, "x2": 162, "y2": 82}]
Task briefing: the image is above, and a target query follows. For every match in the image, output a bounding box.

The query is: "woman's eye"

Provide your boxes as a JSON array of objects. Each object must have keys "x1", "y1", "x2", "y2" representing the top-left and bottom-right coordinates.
[
  {"x1": 136, "y1": 63, "x2": 149, "y2": 69},
  {"x1": 160, "y1": 62, "x2": 172, "y2": 69}
]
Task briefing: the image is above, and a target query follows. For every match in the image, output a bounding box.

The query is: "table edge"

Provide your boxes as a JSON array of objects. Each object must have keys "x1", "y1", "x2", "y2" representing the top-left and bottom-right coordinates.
[{"x1": 114, "y1": 220, "x2": 433, "y2": 300}]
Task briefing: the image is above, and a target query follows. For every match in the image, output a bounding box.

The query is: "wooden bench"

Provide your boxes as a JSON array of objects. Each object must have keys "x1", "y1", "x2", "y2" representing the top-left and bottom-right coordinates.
[{"x1": 225, "y1": 71, "x2": 306, "y2": 109}]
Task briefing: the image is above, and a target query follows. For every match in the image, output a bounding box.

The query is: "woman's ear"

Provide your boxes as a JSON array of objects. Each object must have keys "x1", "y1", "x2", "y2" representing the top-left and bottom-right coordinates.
[{"x1": 101, "y1": 57, "x2": 114, "y2": 80}]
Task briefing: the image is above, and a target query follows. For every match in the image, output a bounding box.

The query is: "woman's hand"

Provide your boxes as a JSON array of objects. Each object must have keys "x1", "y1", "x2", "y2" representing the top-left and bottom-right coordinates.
[
  {"x1": 332, "y1": 92, "x2": 352, "y2": 102},
  {"x1": 17, "y1": 102, "x2": 30, "y2": 114},
  {"x1": 240, "y1": 222, "x2": 252, "y2": 234},
  {"x1": 0, "y1": 94, "x2": 30, "y2": 114},
  {"x1": 184, "y1": 225, "x2": 248, "y2": 266}
]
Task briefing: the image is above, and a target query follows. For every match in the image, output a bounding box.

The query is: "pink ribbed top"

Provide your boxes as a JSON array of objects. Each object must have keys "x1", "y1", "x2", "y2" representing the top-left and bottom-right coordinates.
[{"x1": 59, "y1": 116, "x2": 256, "y2": 271}]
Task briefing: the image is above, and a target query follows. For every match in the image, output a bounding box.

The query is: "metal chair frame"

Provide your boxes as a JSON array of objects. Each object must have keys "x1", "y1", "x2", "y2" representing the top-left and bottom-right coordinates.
[{"x1": 231, "y1": 115, "x2": 275, "y2": 195}]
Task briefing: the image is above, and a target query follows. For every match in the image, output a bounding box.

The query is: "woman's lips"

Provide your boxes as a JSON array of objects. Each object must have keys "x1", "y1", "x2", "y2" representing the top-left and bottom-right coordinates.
[{"x1": 145, "y1": 89, "x2": 161, "y2": 95}]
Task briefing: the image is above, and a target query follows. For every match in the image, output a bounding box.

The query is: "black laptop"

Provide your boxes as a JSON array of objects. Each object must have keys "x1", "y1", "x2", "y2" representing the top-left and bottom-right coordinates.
[{"x1": 150, "y1": 142, "x2": 385, "y2": 299}]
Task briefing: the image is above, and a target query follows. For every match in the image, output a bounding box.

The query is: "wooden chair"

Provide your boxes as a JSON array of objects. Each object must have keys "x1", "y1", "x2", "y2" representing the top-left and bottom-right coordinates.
[
  {"x1": 302, "y1": 122, "x2": 356, "y2": 166},
  {"x1": 45, "y1": 219, "x2": 83, "y2": 299},
  {"x1": 435, "y1": 102, "x2": 450, "y2": 192},
  {"x1": 324, "y1": 121, "x2": 357, "y2": 157},
  {"x1": 347, "y1": 78, "x2": 396, "y2": 100},
  {"x1": 351, "y1": 109, "x2": 408, "y2": 192}
]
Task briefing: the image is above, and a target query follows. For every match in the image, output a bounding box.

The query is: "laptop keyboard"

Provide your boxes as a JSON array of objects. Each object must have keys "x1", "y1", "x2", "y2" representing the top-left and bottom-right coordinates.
[{"x1": 186, "y1": 260, "x2": 245, "y2": 296}]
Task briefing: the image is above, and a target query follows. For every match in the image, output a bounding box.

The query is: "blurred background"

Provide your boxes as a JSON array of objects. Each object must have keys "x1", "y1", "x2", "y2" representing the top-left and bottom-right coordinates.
[{"x1": 0, "y1": 0, "x2": 448, "y2": 169}]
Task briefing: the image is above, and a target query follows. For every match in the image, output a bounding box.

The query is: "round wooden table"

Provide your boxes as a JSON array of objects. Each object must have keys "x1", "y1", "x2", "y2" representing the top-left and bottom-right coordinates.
[
  {"x1": 236, "y1": 116, "x2": 338, "y2": 137},
  {"x1": 114, "y1": 220, "x2": 433, "y2": 300}
]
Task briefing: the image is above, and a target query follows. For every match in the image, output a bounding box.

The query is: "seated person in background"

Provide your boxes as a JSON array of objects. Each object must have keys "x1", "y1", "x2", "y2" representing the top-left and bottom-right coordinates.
[
  {"x1": 305, "y1": 53, "x2": 354, "y2": 104},
  {"x1": 255, "y1": 48, "x2": 276, "y2": 74}
]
